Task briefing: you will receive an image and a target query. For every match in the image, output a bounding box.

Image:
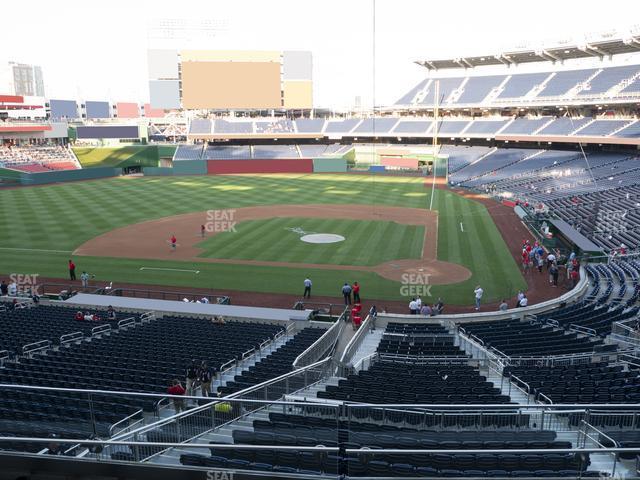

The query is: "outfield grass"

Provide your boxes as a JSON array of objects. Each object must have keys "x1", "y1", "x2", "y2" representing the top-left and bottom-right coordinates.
[
  {"x1": 0, "y1": 174, "x2": 526, "y2": 304},
  {"x1": 196, "y1": 217, "x2": 424, "y2": 266}
]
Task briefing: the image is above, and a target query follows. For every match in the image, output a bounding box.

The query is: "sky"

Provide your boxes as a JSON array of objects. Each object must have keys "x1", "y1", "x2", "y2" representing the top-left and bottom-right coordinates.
[{"x1": 3, "y1": 0, "x2": 640, "y2": 109}]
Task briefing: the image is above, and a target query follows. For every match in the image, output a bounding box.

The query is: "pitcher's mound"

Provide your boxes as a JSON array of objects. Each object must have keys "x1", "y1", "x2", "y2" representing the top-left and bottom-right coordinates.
[{"x1": 300, "y1": 233, "x2": 346, "y2": 244}]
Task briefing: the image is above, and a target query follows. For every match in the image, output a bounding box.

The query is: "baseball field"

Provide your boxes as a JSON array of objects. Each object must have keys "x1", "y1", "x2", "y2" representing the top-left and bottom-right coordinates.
[{"x1": 0, "y1": 173, "x2": 527, "y2": 305}]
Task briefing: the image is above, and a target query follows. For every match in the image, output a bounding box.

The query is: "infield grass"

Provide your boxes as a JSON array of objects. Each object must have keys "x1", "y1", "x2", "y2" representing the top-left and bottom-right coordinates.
[{"x1": 196, "y1": 217, "x2": 424, "y2": 266}]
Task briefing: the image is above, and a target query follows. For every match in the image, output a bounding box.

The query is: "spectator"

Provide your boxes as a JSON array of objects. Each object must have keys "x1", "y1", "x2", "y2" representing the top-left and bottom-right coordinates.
[
  {"x1": 546, "y1": 252, "x2": 556, "y2": 271},
  {"x1": 550, "y1": 263, "x2": 559, "y2": 287},
  {"x1": 7, "y1": 280, "x2": 17, "y2": 297},
  {"x1": 420, "y1": 303, "x2": 432, "y2": 316},
  {"x1": 537, "y1": 255, "x2": 544, "y2": 273},
  {"x1": 44, "y1": 434, "x2": 63, "y2": 455},
  {"x1": 80, "y1": 271, "x2": 92, "y2": 288},
  {"x1": 167, "y1": 379, "x2": 186, "y2": 413},
  {"x1": 369, "y1": 305, "x2": 377, "y2": 331},
  {"x1": 415, "y1": 296, "x2": 422, "y2": 310},
  {"x1": 185, "y1": 360, "x2": 198, "y2": 398},
  {"x1": 571, "y1": 268, "x2": 579, "y2": 288},
  {"x1": 474, "y1": 285, "x2": 484, "y2": 311},
  {"x1": 303, "y1": 277, "x2": 312, "y2": 299},
  {"x1": 107, "y1": 306, "x2": 116, "y2": 321},
  {"x1": 499, "y1": 299, "x2": 508, "y2": 311},
  {"x1": 352, "y1": 281, "x2": 361, "y2": 303},
  {"x1": 68, "y1": 259, "x2": 76, "y2": 281},
  {"x1": 341, "y1": 282, "x2": 352, "y2": 305},
  {"x1": 200, "y1": 296, "x2": 210, "y2": 304},
  {"x1": 408, "y1": 298, "x2": 418, "y2": 314},
  {"x1": 435, "y1": 298, "x2": 444, "y2": 314},
  {"x1": 0, "y1": 280, "x2": 7, "y2": 296},
  {"x1": 75, "y1": 311, "x2": 84, "y2": 321},
  {"x1": 519, "y1": 294, "x2": 528, "y2": 308},
  {"x1": 199, "y1": 361, "x2": 213, "y2": 397},
  {"x1": 516, "y1": 290, "x2": 524, "y2": 308}
]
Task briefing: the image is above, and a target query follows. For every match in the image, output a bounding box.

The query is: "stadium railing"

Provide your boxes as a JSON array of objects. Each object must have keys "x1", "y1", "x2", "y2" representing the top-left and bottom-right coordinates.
[
  {"x1": 339, "y1": 314, "x2": 372, "y2": 365},
  {"x1": 293, "y1": 307, "x2": 348, "y2": 369},
  {"x1": 103, "y1": 357, "x2": 337, "y2": 461},
  {"x1": 104, "y1": 286, "x2": 231, "y2": 304},
  {"x1": 611, "y1": 317, "x2": 640, "y2": 348}
]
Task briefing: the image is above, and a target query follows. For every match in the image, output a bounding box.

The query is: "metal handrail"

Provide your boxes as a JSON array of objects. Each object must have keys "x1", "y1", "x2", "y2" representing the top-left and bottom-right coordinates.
[
  {"x1": 5, "y1": 383, "x2": 640, "y2": 411},
  {"x1": 218, "y1": 358, "x2": 235, "y2": 374},
  {"x1": 105, "y1": 358, "x2": 334, "y2": 444},
  {"x1": 59, "y1": 331, "x2": 83, "y2": 346},
  {"x1": 569, "y1": 323, "x2": 597, "y2": 336},
  {"x1": 340, "y1": 315, "x2": 371, "y2": 364},
  {"x1": 579, "y1": 419, "x2": 618, "y2": 449},
  {"x1": 108, "y1": 408, "x2": 144, "y2": 436},
  {"x1": 293, "y1": 307, "x2": 348, "y2": 369},
  {"x1": 117, "y1": 317, "x2": 136, "y2": 329},
  {"x1": 509, "y1": 373, "x2": 531, "y2": 395},
  {"x1": 91, "y1": 324, "x2": 111, "y2": 336},
  {"x1": 539, "y1": 392, "x2": 554, "y2": 404},
  {"x1": 240, "y1": 347, "x2": 255, "y2": 360},
  {"x1": 469, "y1": 333, "x2": 485, "y2": 346},
  {"x1": 21, "y1": 339, "x2": 51, "y2": 356}
]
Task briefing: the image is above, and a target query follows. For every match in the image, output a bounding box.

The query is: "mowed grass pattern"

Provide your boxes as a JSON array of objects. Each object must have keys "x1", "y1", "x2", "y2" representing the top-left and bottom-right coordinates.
[
  {"x1": 197, "y1": 218, "x2": 424, "y2": 266},
  {"x1": 0, "y1": 174, "x2": 525, "y2": 304}
]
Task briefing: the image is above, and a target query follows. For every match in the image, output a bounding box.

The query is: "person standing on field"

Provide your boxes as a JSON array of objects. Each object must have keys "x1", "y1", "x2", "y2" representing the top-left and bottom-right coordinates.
[
  {"x1": 352, "y1": 281, "x2": 361, "y2": 303},
  {"x1": 170, "y1": 235, "x2": 177, "y2": 251},
  {"x1": 341, "y1": 282, "x2": 352, "y2": 305},
  {"x1": 474, "y1": 285, "x2": 484, "y2": 311},
  {"x1": 80, "y1": 271, "x2": 91, "y2": 288},
  {"x1": 303, "y1": 277, "x2": 312, "y2": 298},
  {"x1": 68, "y1": 260, "x2": 76, "y2": 281},
  {"x1": 201, "y1": 224, "x2": 206, "y2": 238}
]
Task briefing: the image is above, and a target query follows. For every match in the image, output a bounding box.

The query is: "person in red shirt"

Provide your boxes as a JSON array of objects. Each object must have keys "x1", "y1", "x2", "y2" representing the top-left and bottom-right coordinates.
[
  {"x1": 200, "y1": 224, "x2": 206, "y2": 238},
  {"x1": 169, "y1": 235, "x2": 177, "y2": 251},
  {"x1": 68, "y1": 259, "x2": 76, "y2": 280},
  {"x1": 571, "y1": 269, "x2": 579, "y2": 288},
  {"x1": 352, "y1": 282, "x2": 361, "y2": 303},
  {"x1": 167, "y1": 379, "x2": 186, "y2": 413},
  {"x1": 74, "y1": 311, "x2": 84, "y2": 321}
]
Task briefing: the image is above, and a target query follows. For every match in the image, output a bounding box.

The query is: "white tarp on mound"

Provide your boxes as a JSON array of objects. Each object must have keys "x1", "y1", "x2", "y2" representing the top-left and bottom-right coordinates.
[{"x1": 64, "y1": 293, "x2": 310, "y2": 322}]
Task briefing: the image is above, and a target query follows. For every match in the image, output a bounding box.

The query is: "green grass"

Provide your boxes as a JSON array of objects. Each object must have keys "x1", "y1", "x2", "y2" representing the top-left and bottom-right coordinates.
[
  {"x1": 72, "y1": 146, "x2": 173, "y2": 169},
  {"x1": 196, "y1": 217, "x2": 424, "y2": 266},
  {"x1": 0, "y1": 174, "x2": 526, "y2": 304}
]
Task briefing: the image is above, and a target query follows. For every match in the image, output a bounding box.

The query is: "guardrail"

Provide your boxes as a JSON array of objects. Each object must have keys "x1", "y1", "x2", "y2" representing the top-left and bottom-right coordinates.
[
  {"x1": 59, "y1": 331, "x2": 83, "y2": 346},
  {"x1": 0, "y1": 350, "x2": 8, "y2": 367},
  {"x1": 340, "y1": 315, "x2": 372, "y2": 365},
  {"x1": 91, "y1": 324, "x2": 111, "y2": 337},
  {"x1": 293, "y1": 308, "x2": 347, "y2": 369},
  {"x1": 109, "y1": 409, "x2": 144, "y2": 437},
  {"x1": 292, "y1": 301, "x2": 342, "y2": 316},
  {"x1": 106, "y1": 358, "x2": 336, "y2": 461},
  {"x1": 22, "y1": 340, "x2": 51, "y2": 356},
  {"x1": 117, "y1": 317, "x2": 136, "y2": 329},
  {"x1": 105, "y1": 287, "x2": 231, "y2": 304},
  {"x1": 611, "y1": 316, "x2": 640, "y2": 348},
  {"x1": 569, "y1": 323, "x2": 597, "y2": 336}
]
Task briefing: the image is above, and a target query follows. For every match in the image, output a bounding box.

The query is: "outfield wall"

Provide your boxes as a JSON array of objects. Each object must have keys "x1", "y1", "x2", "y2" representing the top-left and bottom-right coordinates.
[
  {"x1": 312, "y1": 157, "x2": 347, "y2": 172},
  {"x1": 207, "y1": 159, "x2": 313, "y2": 174},
  {"x1": 173, "y1": 160, "x2": 208, "y2": 175},
  {"x1": 20, "y1": 167, "x2": 120, "y2": 185},
  {"x1": 142, "y1": 167, "x2": 174, "y2": 176}
]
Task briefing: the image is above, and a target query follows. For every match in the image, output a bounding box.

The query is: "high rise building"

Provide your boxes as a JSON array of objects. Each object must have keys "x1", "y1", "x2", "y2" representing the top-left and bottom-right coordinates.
[{"x1": 0, "y1": 61, "x2": 45, "y2": 97}]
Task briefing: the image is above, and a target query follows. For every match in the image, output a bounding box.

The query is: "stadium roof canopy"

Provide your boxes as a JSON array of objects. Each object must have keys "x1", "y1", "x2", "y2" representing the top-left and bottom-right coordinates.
[{"x1": 416, "y1": 35, "x2": 640, "y2": 71}]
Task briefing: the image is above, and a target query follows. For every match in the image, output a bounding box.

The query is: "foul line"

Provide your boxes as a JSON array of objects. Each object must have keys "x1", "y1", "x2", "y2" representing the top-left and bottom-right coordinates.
[
  {"x1": 460, "y1": 222, "x2": 464, "y2": 232},
  {"x1": 428, "y1": 173, "x2": 437, "y2": 211},
  {"x1": 0, "y1": 247, "x2": 73, "y2": 254},
  {"x1": 139, "y1": 267, "x2": 200, "y2": 274}
]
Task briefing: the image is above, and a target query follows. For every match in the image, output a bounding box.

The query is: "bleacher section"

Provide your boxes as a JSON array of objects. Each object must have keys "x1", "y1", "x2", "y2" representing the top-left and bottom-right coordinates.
[
  {"x1": 396, "y1": 63, "x2": 640, "y2": 107},
  {"x1": 0, "y1": 308, "x2": 284, "y2": 445},
  {"x1": 0, "y1": 145, "x2": 78, "y2": 172},
  {"x1": 218, "y1": 327, "x2": 324, "y2": 396},
  {"x1": 459, "y1": 318, "x2": 603, "y2": 357},
  {"x1": 173, "y1": 144, "x2": 204, "y2": 161}
]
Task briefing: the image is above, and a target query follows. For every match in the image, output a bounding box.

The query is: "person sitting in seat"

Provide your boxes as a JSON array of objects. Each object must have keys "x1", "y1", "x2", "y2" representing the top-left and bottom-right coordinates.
[
  {"x1": 107, "y1": 306, "x2": 116, "y2": 321},
  {"x1": 75, "y1": 311, "x2": 84, "y2": 321}
]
